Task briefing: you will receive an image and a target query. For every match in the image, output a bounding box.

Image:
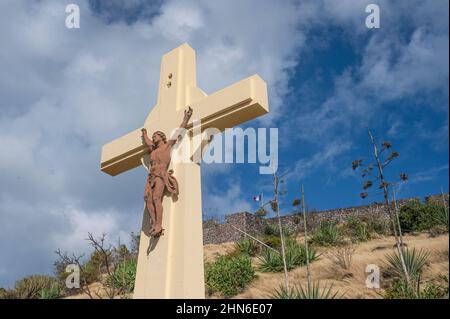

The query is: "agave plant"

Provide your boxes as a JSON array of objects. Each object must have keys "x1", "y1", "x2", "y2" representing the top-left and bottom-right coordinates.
[
  {"x1": 296, "y1": 281, "x2": 339, "y2": 299},
  {"x1": 272, "y1": 281, "x2": 339, "y2": 299},
  {"x1": 263, "y1": 223, "x2": 292, "y2": 237},
  {"x1": 259, "y1": 249, "x2": 283, "y2": 272},
  {"x1": 311, "y1": 220, "x2": 342, "y2": 246},
  {"x1": 271, "y1": 285, "x2": 299, "y2": 299},
  {"x1": 433, "y1": 205, "x2": 449, "y2": 231},
  {"x1": 235, "y1": 239, "x2": 259, "y2": 257},
  {"x1": 259, "y1": 241, "x2": 317, "y2": 273},
  {"x1": 385, "y1": 248, "x2": 430, "y2": 281}
]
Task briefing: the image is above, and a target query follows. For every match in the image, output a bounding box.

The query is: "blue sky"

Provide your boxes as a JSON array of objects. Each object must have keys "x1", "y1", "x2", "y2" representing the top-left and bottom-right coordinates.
[{"x1": 0, "y1": 0, "x2": 448, "y2": 288}]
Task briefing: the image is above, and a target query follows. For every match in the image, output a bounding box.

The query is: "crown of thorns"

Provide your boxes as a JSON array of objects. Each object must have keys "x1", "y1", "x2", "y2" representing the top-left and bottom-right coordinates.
[{"x1": 152, "y1": 131, "x2": 167, "y2": 143}]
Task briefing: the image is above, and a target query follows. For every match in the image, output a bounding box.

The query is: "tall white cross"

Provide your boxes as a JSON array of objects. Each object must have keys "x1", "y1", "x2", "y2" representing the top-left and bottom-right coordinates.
[{"x1": 100, "y1": 43, "x2": 268, "y2": 298}]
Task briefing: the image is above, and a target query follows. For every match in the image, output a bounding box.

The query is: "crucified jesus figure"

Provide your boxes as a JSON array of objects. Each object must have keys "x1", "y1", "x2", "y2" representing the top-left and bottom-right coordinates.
[{"x1": 141, "y1": 106, "x2": 193, "y2": 237}]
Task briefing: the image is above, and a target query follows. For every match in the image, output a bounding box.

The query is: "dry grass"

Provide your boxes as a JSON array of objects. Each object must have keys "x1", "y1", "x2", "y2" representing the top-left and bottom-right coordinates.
[{"x1": 204, "y1": 233, "x2": 449, "y2": 299}]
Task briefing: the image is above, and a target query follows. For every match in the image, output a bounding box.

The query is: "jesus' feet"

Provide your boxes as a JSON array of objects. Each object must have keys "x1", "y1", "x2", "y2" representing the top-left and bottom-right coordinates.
[{"x1": 152, "y1": 225, "x2": 164, "y2": 237}]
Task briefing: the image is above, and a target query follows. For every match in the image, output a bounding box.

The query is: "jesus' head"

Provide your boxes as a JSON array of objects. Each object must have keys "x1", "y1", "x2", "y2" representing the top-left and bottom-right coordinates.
[{"x1": 152, "y1": 131, "x2": 167, "y2": 146}]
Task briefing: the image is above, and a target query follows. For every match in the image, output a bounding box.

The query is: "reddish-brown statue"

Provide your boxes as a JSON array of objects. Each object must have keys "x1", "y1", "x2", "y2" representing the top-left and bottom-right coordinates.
[{"x1": 141, "y1": 106, "x2": 193, "y2": 237}]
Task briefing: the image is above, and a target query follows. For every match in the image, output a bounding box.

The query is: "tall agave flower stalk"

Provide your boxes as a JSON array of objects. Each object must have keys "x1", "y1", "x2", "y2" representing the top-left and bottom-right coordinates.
[
  {"x1": 273, "y1": 184, "x2": 339, "y2": 299},
  {"x1": 366, "y1": 128, "x2": 411, "y2": 289},
  {"x1": 273, "y1": 173, "x2": 289, "y2": 290},
  {"x1": 301, "y1": 184, "x2": 312, "y2": 292}
]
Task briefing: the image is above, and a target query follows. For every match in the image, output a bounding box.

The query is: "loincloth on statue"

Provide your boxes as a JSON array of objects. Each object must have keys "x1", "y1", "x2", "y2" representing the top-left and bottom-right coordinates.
[{"x1": 144, "y1": 168, "x2": 179, "y2": 201}]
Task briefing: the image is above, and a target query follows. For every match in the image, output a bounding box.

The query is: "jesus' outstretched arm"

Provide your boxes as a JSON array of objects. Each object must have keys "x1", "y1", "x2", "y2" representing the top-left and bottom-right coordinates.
[
  {"x1": 141, "y1": 128, "x2": 155, "y2": 152},
  {"x1": 167, "y1": 106, "x2": 193, "y2": 148}
]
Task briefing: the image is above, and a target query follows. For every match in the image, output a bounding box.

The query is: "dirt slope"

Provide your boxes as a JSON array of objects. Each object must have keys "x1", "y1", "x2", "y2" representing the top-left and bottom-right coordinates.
[{"x1": 203, "y1": 233, "x2": 448, "y2": 299}]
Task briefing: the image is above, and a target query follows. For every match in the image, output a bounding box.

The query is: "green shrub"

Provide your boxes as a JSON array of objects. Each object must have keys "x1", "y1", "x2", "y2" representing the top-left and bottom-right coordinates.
[
  {"x1": 106, "y1": 258, "x2": 137, "y2": 294},
  {"x1": 383, "y1": 280, "x2": 416, "y2": 299},
  {"x1": 259, "y1": 240, "x2": 316, "y2": 272},
  {"x1": 345, "y1": 217, "x2": 371, "y2": 242},
  {"x1": 399, "y1": 201, "x2": 448, "y2": 232},
  {"x1": 81, "y1": 259, "x2": 102, "y2": 284},
  {"x1": 77, "y1": 249, "x2": 110, "y2": 285},
  {"x1": 39, "y1": 282, "x2": 60, "y2": 299},
  {"x1": 421, "y1": 282, "x2": 448, "y2": 299},
  {"x1": 366, "y1": 215, "x2": 390, "y2": 235},
  {"x1": 235, "y1": 239, "x2": 259, "y2": 257},
  {"x1": 14, "y1": 275, "x2": 60, "y2": 299},
  {"x1": 113, "y1": 244, "x2": 133, "y2": 265},
  {"x1": 262, "y1": 223, "x2": 294, "y2": 250},
  {"x1": 310, "y1": 220, "x2": 342, "y2": 246},
  {"x1": 384, "y1": 280, "x2": 448, "y2": 299},
  {"x1": 205, "y1": 253, "x2": 255, "y2": 298},
  {"x1": 398, "y1": 201, "x2": 422, "y2": 232}
]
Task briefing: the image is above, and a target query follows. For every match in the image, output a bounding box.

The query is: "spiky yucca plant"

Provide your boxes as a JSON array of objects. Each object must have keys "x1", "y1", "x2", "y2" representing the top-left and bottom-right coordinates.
[
  {"x1": 272, "y1": 281, "x2": 338, "y2": 299},
  {"x1": 271, "y1": 285, "x2": 299, "y2": 299},
  {"x1": 259, "y1": 241, "x2": 317, "y2": 272},
  {"x1": 235, "y1": 239, "x2": 259, "y2": 257},
  {"x1": 433, "y1": 205, "x2": 449, "y2": 231},
  {"x1": 311, "y1": 220, "x2": 342, "y2": 246},
  {"x1": 385, "y1": 248, "x2": 430, "y2": 281}
]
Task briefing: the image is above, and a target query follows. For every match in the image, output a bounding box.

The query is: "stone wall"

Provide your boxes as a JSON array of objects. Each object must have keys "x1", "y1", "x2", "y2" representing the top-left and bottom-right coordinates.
[
  {"x1": 425, "y1": 193, "x2": 449, "y2": 206},
  {"x1": 202, "y1": 193, "x2": 449, "y2": 245}
]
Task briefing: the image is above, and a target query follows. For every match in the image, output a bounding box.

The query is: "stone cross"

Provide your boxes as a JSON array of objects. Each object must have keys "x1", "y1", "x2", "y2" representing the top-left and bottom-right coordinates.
[{"x1": 100, "y1": 43, "x2": 268, "y2": 298}]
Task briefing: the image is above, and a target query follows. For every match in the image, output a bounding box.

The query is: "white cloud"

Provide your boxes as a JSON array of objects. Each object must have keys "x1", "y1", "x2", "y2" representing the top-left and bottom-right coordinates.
[
  {"x1": 49, "y1": 206, "x2": 131, "y2": 254},
  {"x1": 202, "y1": 178, "x2": 253, "y2": 221},
  {"x1": 358, "y1": 27, "x2": 449, "y2": 101}
]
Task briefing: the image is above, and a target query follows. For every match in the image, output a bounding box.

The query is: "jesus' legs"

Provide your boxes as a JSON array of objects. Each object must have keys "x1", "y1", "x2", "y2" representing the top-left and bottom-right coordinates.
[
  {"x1": 152, "y1": 177, "x2": 166, "y2": 236},
  {"x1": 144, "y1": 179, "x2": 157, "y2": 233},
  {"x1": 146, "y1": 196, "x2": 157, "y2": 233}
]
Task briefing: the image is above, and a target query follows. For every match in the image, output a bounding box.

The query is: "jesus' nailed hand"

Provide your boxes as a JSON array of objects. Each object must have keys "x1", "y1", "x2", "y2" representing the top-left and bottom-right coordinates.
[{"x1": 140, "y1": 106, "x2": 193, "y2": 237}]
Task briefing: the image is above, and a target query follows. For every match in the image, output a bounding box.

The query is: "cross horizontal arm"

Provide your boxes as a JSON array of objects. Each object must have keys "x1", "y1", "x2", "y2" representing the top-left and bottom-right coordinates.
[
  {"x1": 101, "y1": 128, "x2": 146, "y2": 176},
  {"x1": 187, "y1": 74, "x2": 268, "y2": 132},
  {"x1": 100, "y1": 74, "x2": 268, "y2": 176}
]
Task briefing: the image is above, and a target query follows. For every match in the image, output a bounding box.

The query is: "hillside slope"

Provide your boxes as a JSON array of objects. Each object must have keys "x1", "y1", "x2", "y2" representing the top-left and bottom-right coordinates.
[
  {"x1": 65, "y1": 232, "x2": 448, "y2": 299},
  {"x1": 204, "y1": 233, "x2": 448, "y2": 299}
]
